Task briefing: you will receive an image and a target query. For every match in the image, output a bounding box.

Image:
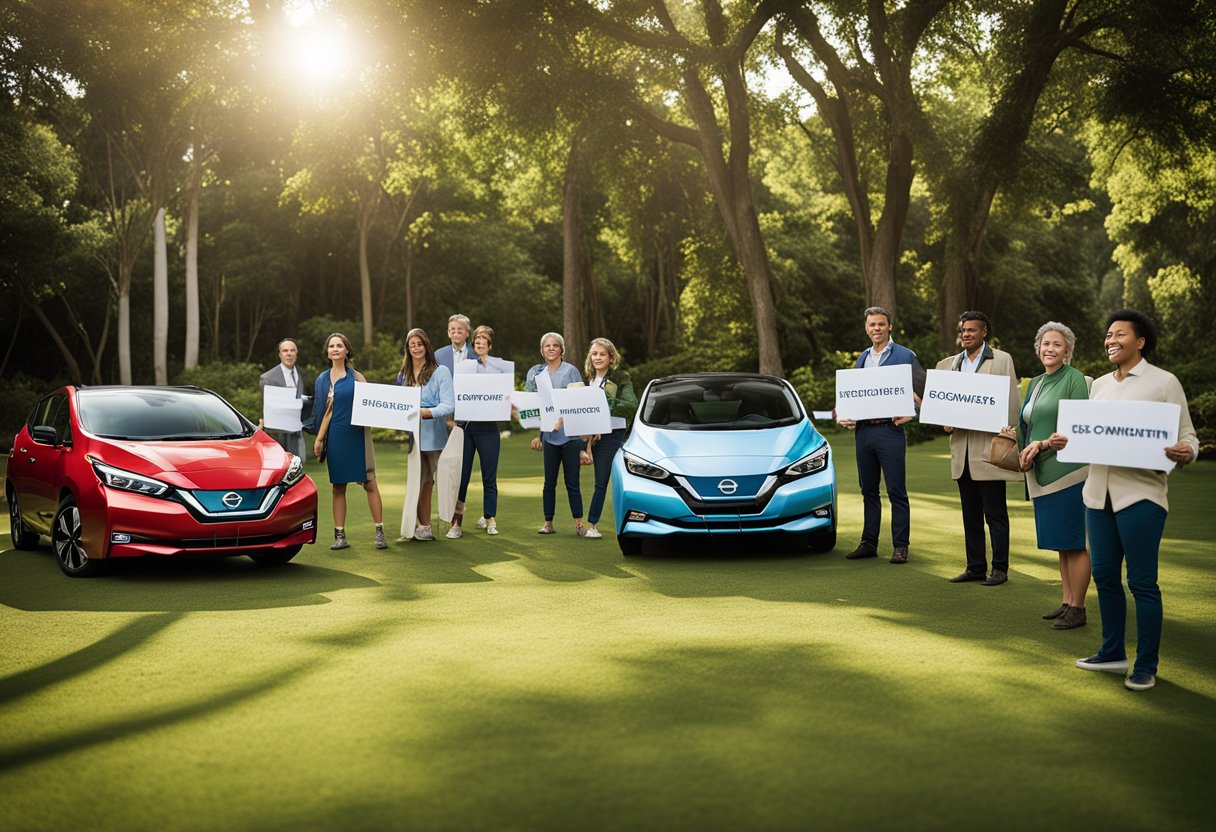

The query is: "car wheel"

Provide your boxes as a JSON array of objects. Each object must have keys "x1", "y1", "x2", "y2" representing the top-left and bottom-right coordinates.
[
  {"x1": 7, "y1": 487, "x2": 40, "y2": 550},
  {"x1": 618, "y1": 535, "x2": 643, "y2": 556},
  {"x1": 249, "y1": 545, "x2": 302, "y2": 567},
  {"x1": 808, "y1": 527, "x2": 836, "y2": 553},
  {"x1": 52, "y1": 496, "x2": 102, "y2": 577}
]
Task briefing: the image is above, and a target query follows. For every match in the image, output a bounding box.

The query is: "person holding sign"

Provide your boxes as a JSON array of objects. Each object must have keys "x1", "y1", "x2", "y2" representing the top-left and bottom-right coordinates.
[
  {"x1": 525, "y1": 332, "x2": 586, "y2": 536},
  {"x1": 1062, "y1": 310, "x2": 1198, "y2": 691},
  {"x1": 395, "y1": 328, "x2": 455, "y2": 541},
  {"x1": 434, "y1": 313, "x2": 472, "y2": 377},
  {"x1": 448, "y1": 325, "x2": 508, "y2": 538},
  {"x1": 312, "y1": 333, "x2": 386, "y2": 551},
  {"x1": 579, "y1": 338, "x2": 638, "y2": 540},
  {"x1": 837, "y1": 307, "x2": 926, "y2": 564},
  {"x1": 259, "y1": 337, "x2": 310, "y2": 457},
  {"x1": 1015, "y1": 322, "x2": 1091, "y2": 630},
  {"x1": 936, "y1": 311, "x2": 1020, "y2": 586}
]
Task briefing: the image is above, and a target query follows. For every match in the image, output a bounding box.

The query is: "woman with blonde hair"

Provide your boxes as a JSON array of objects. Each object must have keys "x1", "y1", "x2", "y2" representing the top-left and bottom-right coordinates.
[
  {"x1": 579, "y1": 338, "x2": 637, "y2": 539},
  {"x1": 448, "y1": 325, "x2": 510, "y2": 538},
  {"x1": 525, "y1": 331, "x2": 586, "y2": 535},
  {"x1": 312, "y1": 333, "x2": 386, "y2": 550},
  {"x1": 395, "y1": 328, "x2": 454, "y2": 541}
]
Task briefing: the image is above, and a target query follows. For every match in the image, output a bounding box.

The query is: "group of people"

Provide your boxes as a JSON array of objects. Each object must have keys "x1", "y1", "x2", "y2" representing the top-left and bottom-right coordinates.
[
  {"x1": 839, "y1": 306, "x2": 1198, "y2": 692},
  {"x1": 259, "y1": 306, "x2": 1198, "y2": 692},
  {"x1": 258, "y1": 316, "x2": 638, "y2": 551}
]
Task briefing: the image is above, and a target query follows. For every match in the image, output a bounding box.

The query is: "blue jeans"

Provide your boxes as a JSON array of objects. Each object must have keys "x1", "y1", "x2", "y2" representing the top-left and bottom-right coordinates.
[
  {"x1": 1087, "y1": 500, "x2": 1168, "y2": 676},
  {"x1": 543, "y1": 439, "x2": 584, "y2": 520},
  {"x1": 588, "y1": 428, "x2": 626, "y2": 525},
  {"x1": 458, "y1": 422, "x2": 500, "y2": 518},
  {"x1": 855, "y1": 421, "x2": 909, "y2": 548}
]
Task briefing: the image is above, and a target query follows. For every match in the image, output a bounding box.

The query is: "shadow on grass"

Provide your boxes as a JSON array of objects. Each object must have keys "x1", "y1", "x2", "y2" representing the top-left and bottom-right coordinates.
[
  {"x1": 0, "y1": 546, "x2": 381, "y2": 612},
  {"x1": 0, "y1": 659, "x2": 317, "y2": 773},
  {"x1": 350, "y1": 644, "x2": 1215, "y2": 831}
]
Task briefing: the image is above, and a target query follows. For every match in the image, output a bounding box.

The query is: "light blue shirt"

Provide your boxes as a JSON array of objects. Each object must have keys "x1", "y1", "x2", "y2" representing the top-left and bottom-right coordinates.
[
  {"x1": 526, "y1": 361, "x2": 582, "y2": 446},
  {"x1": 396, "y1": 365, "x2": 455, "y2": 452},
  {"x1": 961, "y1": 342, "x2": 987, "y2": 373}
]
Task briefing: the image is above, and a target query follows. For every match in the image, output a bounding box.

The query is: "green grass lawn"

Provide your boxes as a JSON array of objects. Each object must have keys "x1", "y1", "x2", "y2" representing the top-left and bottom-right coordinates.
[{"x1": 2, "y1": 432, "x2": 1214, "y2": 831}]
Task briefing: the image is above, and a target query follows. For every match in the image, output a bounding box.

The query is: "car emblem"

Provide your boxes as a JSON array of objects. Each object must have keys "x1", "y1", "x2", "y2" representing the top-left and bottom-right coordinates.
[
  {"x1": 221, "y1": 492, "x2": 243, "y2": 509},
  {"x1": 717, "y1": 479, "x2": 738, "y2": 495}
]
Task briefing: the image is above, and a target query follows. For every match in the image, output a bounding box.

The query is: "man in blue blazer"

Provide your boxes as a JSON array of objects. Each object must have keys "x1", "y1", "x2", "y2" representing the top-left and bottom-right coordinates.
[
  {"x1": 434, "y1": 314, "x2": 472, "y2": 376},
  {"x1": 838, "y1": 307, "x2": 926, "y2": 564}
]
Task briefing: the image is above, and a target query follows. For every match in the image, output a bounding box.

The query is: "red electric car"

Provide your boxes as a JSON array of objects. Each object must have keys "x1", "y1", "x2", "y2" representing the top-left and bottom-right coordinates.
[{"x1": 6, "y1": 386, "x2": 317, "y2": 577}]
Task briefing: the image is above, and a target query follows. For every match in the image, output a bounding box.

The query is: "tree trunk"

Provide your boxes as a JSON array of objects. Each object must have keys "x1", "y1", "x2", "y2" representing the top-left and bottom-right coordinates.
[
  {"x1": 184, "y1": 167, "x2": 200, "y2": 369},
  {"x1": 357, "y1": 194, "x2": 376, "y2": 348},
  {"x1": 561, "y1": 129, "x2": 587, "y2": 357},
  {"x1": 15, "y1": 281, "x2": 83, "y2": 382},
  {"x1": 118, "y1": 278, "x2": 132, "y2": 385},
  {"x1": 153, "y1": 206, "x2": 169, "y2": 384}
]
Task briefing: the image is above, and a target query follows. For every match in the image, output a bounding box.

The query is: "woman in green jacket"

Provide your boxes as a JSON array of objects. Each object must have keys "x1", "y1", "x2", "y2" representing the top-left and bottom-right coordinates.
[
  {"x1": 1017, "y1": 322, "x2": 1090, "y2": 630},
  {"x1": 579, "y1": 338, "x2": 638, "y2": 540}
]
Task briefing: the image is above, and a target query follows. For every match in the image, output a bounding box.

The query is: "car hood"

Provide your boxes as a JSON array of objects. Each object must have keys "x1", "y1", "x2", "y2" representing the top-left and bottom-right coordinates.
[
  {"x1": 93, "y1": 435, "x2": 291, "y2": 489},
  {"x1": 625, "y1": 420, "x2": 824, "y2": 476}
]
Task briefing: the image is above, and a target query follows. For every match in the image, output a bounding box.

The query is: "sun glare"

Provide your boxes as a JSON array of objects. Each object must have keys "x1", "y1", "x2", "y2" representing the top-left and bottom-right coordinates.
[{"x1": 281, "y1": 15, "x2": 353, "y2": 90}]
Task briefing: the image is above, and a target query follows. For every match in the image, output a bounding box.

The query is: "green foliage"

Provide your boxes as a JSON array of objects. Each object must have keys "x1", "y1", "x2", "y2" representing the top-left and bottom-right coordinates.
[
  {"x1": 1187, "y1": 391, "x2": 1216, "y2": 460},
  {"x1": 173, "y1": 362, "x2": 264, "y2": 422},
  {"x1": 0, "y1": 372, "x2": 46, "y2": 451}
]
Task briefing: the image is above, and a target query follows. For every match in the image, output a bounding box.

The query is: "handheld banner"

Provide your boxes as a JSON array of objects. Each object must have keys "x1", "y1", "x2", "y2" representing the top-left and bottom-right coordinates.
[
  {"x1": 834, "y1": 364, "x2": 915, "y2": 421},
  {"x1": 262, "y1": 385, "x2": 303, "y2": 432},
  {"x1": 454, "y1": 373, "x2": 514, "y2": 421},
  {"x1": 918, "y1": 369, "x2": 1011, "y2": 433},
  {"x1": 551, "y1": 385, "x2": 612, "y2": 436},
  {"x1": 1056, "y1": 399, "x2": 1180, "y2": 473},
  {"x1": 351, "y1": 381, "x2": 420, "y2": 432},
  {"x1": 534, "y1": 371, "x2": 560, "y2": 431},
  {"x1": 512, "y1": 391, "x2": 542, "y2": 429}
]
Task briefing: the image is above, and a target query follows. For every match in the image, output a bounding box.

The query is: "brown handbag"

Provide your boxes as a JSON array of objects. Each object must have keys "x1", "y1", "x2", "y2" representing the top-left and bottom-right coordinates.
[
  {"x1": 988, "y1": 428, "x2": 1022, "y2": 472},
  {"x1": 315, "y1": 398, "x2": 334, "y2": 462}
]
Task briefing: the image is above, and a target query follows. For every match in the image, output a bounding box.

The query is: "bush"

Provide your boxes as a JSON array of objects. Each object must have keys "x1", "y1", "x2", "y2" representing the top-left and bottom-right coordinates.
[
  {"x1": 173, "y1": 362, "x2": 264, "y2": 423},
  {"x1": 0, "y1": 373, "x2": 46, "y2": 452},
  {"x1": 1188, "y1": 391, "x2": 1216, "y2": 460}
]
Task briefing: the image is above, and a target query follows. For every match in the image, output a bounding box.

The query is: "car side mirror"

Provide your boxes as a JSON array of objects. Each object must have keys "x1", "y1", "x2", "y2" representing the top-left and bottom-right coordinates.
[{"x1": 32, "y1": 425, "x2": 59, "y2": 445}]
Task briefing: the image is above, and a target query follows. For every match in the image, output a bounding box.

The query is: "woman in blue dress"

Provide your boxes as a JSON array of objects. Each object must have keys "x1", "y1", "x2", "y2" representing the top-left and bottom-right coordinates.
[
  {"x1": 312, "y1": 332, "x2": 386, "y2": 551},
  {"x1": 525, "y1": 331, "x2": 586, "y2": 535},
  {"x1": 395, "y1": 328, "x2": 455, "y2": 541}
]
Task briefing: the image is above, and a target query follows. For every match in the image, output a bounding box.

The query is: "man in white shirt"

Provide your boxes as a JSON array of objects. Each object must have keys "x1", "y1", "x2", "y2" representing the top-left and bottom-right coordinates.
[
  {"x1": 435, "y1": 314, "x2": 472, "y2": 376},
  {"x1": 259, "y1": 338, "x2": 308, "y2": 457}
]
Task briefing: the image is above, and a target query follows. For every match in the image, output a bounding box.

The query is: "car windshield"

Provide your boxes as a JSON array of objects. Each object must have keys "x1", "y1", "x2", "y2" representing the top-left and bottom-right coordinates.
[
  {"x1": 78, "y1": 388, "x2": 253, "y2": 440},
  {"x1": 641, "y1": 376, "x2": 803, "y2": 430}
]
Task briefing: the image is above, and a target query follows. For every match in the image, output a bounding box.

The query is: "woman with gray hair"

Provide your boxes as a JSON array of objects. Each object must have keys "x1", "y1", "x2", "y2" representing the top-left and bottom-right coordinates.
[
  {"x1": 525, "y1": 331, "x2": 587, "y2": 535},
  {"x1": 1015, "y1": 321, "x2": 1091, "y2": 629}
]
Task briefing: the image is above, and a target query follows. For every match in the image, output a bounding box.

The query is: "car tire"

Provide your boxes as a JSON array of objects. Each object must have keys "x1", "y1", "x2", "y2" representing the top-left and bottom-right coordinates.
[
  {"x1": 618, "y1": 535, "x2": 643, "y2": 556},
  {"x1": 52, "y1": 495, "x2": 102, "y2": 577},
  {"x1": 249, "y1": 545, "x2": 302, "y2": 567},
  {"x1": 7, "y1": 487, "x2": 40, "y2": 550},
  {"x1": 808, "y1": 527, "x2": 836, "y2": 553}
]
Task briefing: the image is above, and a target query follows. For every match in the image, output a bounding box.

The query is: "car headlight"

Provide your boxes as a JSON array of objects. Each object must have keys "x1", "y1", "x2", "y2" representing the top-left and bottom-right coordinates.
[
  {"x1": 282, "y1": 454, "x2": 305, "y2": 488},
  {"x1": 624, "y1": 453, "x2": 671, "y2": 481},
  {"x1": 785, "y1": 444, "x2": 829, "y2": 478},
  {"x1": 91, "y1": 460, "x2": 172, "y2": 497}
]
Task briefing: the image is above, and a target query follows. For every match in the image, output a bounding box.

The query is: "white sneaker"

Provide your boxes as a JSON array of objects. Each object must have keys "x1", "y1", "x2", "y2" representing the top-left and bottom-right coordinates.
[
  {"x1": 475, "y1": 517, "x2": 488, "y2": 529},
  {"x1": 583, "y1": 527, "x2": 603, "y2": 539},
  {"x1": 445, "y1": 525, "x2": 463, "y2": 539},
  {"x1": 414, "y1": 526, "x2": 435, "y2": 541},
  {"x1": 486, "y1": 523, "x2": 499, "y2": 535}
]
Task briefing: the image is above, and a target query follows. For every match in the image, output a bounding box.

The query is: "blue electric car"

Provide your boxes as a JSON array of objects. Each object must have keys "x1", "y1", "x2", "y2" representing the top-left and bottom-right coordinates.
[{"x1": 611, "y1": 373, "x2": 836, "y2": 555}]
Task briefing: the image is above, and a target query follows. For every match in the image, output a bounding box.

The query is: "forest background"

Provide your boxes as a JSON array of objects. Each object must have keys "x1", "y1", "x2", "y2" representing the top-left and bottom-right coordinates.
[{"x1": 1, "y1": 0, "x2": 1213, "y2": 451}]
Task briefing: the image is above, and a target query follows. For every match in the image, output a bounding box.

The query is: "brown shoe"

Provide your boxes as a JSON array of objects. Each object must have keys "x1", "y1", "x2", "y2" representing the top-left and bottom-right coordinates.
[
  {"x1": 890, "y1": 547, "x2": 909, "y2": 564},
  {"x1": 1052, "y1": 606, "x2": 1087, "y2": 629},
  {"x1": 1042, "y1": 603, "x2": 1069, "y2": 620}
]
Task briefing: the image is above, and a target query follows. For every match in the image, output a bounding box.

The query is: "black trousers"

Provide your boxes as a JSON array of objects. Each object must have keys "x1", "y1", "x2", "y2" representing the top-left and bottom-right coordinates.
[{"x1": 957, "y1": 465, "x2": 1010, "y2": 575}]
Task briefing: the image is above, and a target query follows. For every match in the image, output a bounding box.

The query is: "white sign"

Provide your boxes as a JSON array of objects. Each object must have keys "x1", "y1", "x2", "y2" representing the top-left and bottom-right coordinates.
[
  {"x1": 551, "y1": 386, "x2": 612, "y2": 436},
  {"x1": 351, "y1": 381, "x2": 420, "y2": 432},
  {"x1": 534, "y1": 371, "x2": 560, "y2": 431},
  {"x1": 1056, "y1": 400, "x2": 1180, "y2": 473},
  {"x1": 512, "y1": 391, "x2": 542, "y2": 429},
  {"x1": 919, "y1": 369, "x2": 1011, "y2": 433},
  {"x1": 456, "y1": 357, "x2": 515, "y2": 376},
  {"x1": 454, "y1": 373, "x2": 514, "y2": 421},
  {"x1": 262, "y1": 385, "x2": 303, "y2": 432},
  {"x1": 834, "y1": 364, "x2": 915, "y2": 421}
]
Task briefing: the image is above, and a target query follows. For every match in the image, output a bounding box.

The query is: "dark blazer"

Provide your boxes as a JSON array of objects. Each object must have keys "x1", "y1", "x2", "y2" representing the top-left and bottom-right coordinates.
[
  {"x1": 259, "y1": 364, "x2": 313, "y2": 451},
  {"x1": 854, "y1": 341, "x2": 927, "y2": 399},
  {"x1": 434, "y1": 343, "x2": 472, "y2": 377}
]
